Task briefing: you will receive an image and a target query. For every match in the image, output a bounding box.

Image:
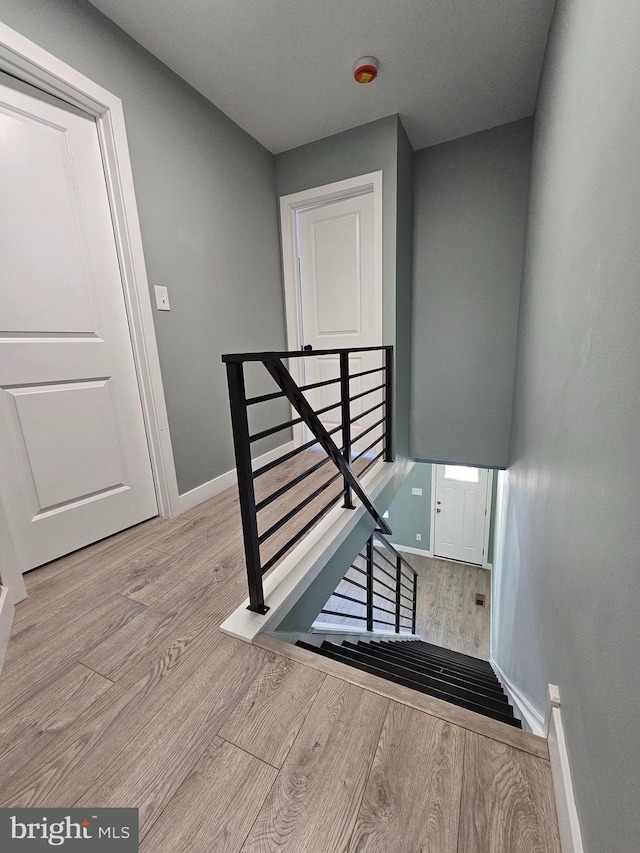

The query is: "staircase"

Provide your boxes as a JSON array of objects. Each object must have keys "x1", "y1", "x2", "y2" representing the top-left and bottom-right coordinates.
[{"x1": 297, "y1": 637, "x2": 520, "y2": 728}]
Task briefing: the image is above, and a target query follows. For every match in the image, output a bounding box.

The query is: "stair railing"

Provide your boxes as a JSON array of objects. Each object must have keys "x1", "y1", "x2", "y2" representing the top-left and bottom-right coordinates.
[
  {"x1": 319, "y1": 532, "x2": 418, "y2": 635},
  {"x1": 222, "y1": 346, "x2": 394, "y2": 614}
]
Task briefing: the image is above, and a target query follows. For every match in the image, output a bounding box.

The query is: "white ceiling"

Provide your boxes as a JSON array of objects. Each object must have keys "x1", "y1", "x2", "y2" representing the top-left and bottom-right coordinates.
[{"x1": 88, "y1": 0, "x2": 555, "y2": 154}]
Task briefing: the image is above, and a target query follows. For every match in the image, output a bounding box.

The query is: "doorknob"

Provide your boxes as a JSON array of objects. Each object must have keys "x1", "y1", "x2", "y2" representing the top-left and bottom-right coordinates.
[
  {"x1": 436, "y1": 508, "x2": 441, "y2": 513},
  {"x1": 302, "y1": 344, "x2": 313, "y2": 351}
]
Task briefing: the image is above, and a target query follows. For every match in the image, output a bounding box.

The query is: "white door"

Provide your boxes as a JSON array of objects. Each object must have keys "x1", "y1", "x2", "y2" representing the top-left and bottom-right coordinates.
[
  {"x1": 296, "y1": 191, "x2": 383, "y2": 459},
  {"x1": 433, "y1": 465, "x2": 490, "y2": 565},
  {"x1": 0, "y1": 70, "x2": 157, "y2": 573}
]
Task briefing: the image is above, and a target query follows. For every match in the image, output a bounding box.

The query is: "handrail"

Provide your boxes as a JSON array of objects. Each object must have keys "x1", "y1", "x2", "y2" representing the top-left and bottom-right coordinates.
[
  {"x1": 222, "y1": 345, "x2": 392, "y2": 363},
  {"x1": 318, "y1": 531, "x2": 418, "y2": 635},
  {"x1": 223, "y1": 345, "x2": 394, "y2": 614}
]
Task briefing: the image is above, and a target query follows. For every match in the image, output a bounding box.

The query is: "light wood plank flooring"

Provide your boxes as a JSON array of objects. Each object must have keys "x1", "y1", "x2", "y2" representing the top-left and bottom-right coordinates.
[
  {"x1": 0, "y1": 458, "x2": 560, "y2": 852},
  {"x1": 407, "y1": 554, "x2": 492, "y2": 660}
]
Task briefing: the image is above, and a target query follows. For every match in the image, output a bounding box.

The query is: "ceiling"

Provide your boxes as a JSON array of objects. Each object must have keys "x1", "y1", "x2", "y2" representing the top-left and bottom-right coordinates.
[{"x1": 88, "y1": 0, "x2": 555, "y2": 154}]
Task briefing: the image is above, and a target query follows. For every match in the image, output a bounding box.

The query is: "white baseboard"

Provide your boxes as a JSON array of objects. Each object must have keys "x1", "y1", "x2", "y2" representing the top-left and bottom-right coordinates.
[
  {"x1": 0, "y1": 585, "x2": 15, "y2": 676},
  {"x1": 391, "y1": 543, "x2": 434, "y2": 558},
  {"x1": 546, "y1": 685, "x2": 584, "y2": 853},
  {"x1": 178, "y1": 441, "x2": 295, "y2": 513},
  {"x1": 490, "y1": 657, "x2": 545, "y2": 736}
]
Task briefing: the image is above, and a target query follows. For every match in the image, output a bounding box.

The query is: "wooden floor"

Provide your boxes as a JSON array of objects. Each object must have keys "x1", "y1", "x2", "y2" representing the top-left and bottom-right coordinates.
[
  {"x1": 408, "y1": 554, "x2": 492, "y2": 660},
  {"x1": 0, "y1": 461, "x2": 561, "y2": 852}
]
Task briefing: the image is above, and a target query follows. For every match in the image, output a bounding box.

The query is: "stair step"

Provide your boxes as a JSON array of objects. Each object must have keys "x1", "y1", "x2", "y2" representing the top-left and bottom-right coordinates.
[
  {"x1": 325, "y1": 643, "x2": 510, "y2": 715},
  {"x1": 377, "y1": 642, "x2": 498, "y2": 685},
  {"x1": 409, "y1": 640, "x2": 494, "y2": 673},
  {"x1": 296, "y1": 641, "x2": 520, "y2": 728},
  {"x1": 346, "y1": 642, "x2": 507, "y2": 700}
]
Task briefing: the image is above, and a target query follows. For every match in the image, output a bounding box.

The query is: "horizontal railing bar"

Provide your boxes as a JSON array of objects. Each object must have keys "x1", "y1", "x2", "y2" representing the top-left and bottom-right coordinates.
[
  {"x1": 342, "y1": 575, "x2": 399, "y2": 608},
  {"x1": 249, "y1": 400, "x2": 341, "y2": 443},
  {"x1": 257, "y1": 471, "x2": 342, "y2": 544},
  {"x1": 350, "y1": 400, "x2": 386, "y2": 425},
  {"x1": 400, "y1": 580, "x2": 413, "y2": 594},
  {"x1": 348, "y1": 416, "x2": 386, "y2": 447},
  {"x1": 222, "y1": 345, "x2": 393, "y2": 363},
  {"x1": 359, "y1": 450, "x2": 385, "y2": 478},
  {"x1": 330, "y1": 591, "x2": 367, "y2": 607},
  {"x1": 348, "y1": 366, "x2": 385, "y2": 381},
  {"x1": 373, "y1": 547, "x2": 397, "y2": 570},
  {"x1": 400, "y1": 591, "x2": 413, "y2": 604},
  {"x1": 351, "y1": 434, "x2": 384, "y2": 465},
  {"x1": 372, "y1": 577, "x2": 397, "y2": 598},
  {"x1": 372, "y1": 618, "x2": 396, "y2": 627},
  {"x1": 349, "y1": 564, "x2": 367, "y2": 576},
  {"x1": 320, "y1": 609, "x2": 367, "y2": 621},
  {"x1": 342, "y1": 576, "x2": 367, "y2": 593},
  {"x1": 245, "y1": 389, "x2": 286, "y2": 406},
  {"x1": 372, "y1": 559, "x2": 397, "y2": 585},
  {"x1": 260, "y1": 492, "x2": 343, "y2": 573},
  {"x1": 298, "y1": 376, "x2": 341, "y2": 394},
  {"x1": 255, "y1": 454, "x2": 333, "y2": 511},
  {"x1": 373, "y1": 532, "x2": 418, "y2": 578},
  {"x1": 252, "y1": 424, "x2": 342, "y2": 478},
  {"x1": 349, "y1": 383, "x2": 386, "y2": 404}
]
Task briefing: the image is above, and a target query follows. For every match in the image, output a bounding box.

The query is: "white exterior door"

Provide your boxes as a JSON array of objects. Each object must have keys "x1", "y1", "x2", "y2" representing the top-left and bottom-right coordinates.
[
  {"x1": 296, "y1": 190, "x2": 383, "y2": 457},
  {"x1": 433, "y1": 465, "x2": 490, "y2": 565},
  {"x1": 0, "y1": 71, "x2": 157, "y2": 573}
]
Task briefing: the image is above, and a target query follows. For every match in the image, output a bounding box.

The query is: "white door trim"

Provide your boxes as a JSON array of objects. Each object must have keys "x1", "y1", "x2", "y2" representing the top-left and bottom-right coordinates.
[
  {"x1": 0, "y1": 22, "x2": 180, "y2": 522},
  {"x1": 279, "y1": 172, "x2": 383, "y2": 445},
  {"x1": 430, "y1": 464, "x2": 493, "y2": 567}
]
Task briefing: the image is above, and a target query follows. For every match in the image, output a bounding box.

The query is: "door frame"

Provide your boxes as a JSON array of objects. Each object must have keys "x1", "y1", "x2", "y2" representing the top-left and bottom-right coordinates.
[
  {"x1": 429, "y1": 464, "x2": 493, "y2": 569},
  {"x1": 279, "y1": 172, "x2": 383, "y2": 446},
  {"x1": 0, "y1": 22, "x2": 180, "y2": 527}
]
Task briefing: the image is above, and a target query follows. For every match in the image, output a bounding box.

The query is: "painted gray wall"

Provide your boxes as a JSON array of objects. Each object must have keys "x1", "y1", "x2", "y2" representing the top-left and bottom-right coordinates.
[
  {"x1": 410, "y1": 118, "x2": 533, "y2": 469},
  {"x1": 275, "y1": 116, "x2": 413, "y2": 459},
  {"x1": 493, "y1": 1, "x2": 640, "y2": 850},
  {"x1": 387, "y1": 462, "x2": 433, "y2": 553},
  {"x1": 0, "y1": 0, "x2": 287, "y2": 494}
]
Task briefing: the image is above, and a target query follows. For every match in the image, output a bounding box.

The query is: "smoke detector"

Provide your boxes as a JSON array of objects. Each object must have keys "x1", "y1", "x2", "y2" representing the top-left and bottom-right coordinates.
[{"x1": 353, "y1": 57, "x2": 379, "y2": 84}]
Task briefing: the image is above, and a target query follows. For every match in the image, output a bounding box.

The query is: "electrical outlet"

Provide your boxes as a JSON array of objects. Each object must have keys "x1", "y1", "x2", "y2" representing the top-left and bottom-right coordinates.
[
  {"x1": 416, "y1": 533, "x2": 422, "y2": 542},
  {"x1": 411, "y1": 487, "x2": 422, "y2": 496}
]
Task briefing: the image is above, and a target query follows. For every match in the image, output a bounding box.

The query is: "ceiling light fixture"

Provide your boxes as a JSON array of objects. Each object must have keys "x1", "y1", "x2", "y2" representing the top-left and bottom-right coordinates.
[{"x1": 353, "y1": 57, "x2": 379, "y2": 84}]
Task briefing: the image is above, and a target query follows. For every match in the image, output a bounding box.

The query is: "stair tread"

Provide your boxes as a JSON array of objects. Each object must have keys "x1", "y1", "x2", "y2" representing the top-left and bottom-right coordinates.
[
  {"x1": 296, "y1": 641, "x2": 520, "y2": 728},
  {"x1": 409, "y1": 640, "x2": 494, "y2": 672},
  {"x1": 348, "y1": 642, "x2": 507, "y2": 699},
  {"x1": 329, "y1": 643, "x2": 510, "y2": 714},
  {"x1": 378, "y1": 643, "x2": 498, "y2": 683}
]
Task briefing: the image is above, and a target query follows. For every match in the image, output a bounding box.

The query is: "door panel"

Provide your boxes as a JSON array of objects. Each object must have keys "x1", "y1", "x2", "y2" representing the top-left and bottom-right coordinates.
[
  {"x1": 433, "y1": 465, "x2": 490, "y2": 565},
  {"x1": 0, "y1": 70, "x2": 157, "y2": 572},
  {"x1": 296, "y1": 192, "x2": 382, "y2": 454}
]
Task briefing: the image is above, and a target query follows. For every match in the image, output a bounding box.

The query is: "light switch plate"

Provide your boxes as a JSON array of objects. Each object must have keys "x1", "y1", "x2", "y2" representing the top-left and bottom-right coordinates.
[
  {"x1": 155, "y1": 285, "x2": 170, "y2": 311},
  {"x1": 416, "y1": 533, "x2": 422, "y2": 541},
  {"x1": 411, "y1": 487, "x2": 422, "y2": 496}
]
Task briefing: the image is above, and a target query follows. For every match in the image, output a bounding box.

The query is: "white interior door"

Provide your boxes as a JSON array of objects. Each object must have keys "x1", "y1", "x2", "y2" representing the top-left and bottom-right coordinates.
[
  {"x1": 433, "y1": 465, "x2": 490, "y2": 565},
  {"x1": 0, "y1": 70, "x2": 157, "y2": 573},
  {"x1": 296, "y1": 190, "x2": 383, "y2": 458}
]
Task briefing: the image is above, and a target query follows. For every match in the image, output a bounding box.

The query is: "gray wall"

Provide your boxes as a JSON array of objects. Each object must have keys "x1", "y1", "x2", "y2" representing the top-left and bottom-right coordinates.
[
  {"x1": 493, "y1": 1, "x2": 640, "y2": 850},
  {"x1": 410, "y1": 119, "x2": 533, "y2": 469},
  {"x1": 276, "y1": 116, "x2": 413, "y2": 459},
  {"x1": 0, "y1": 0, "x2": 287, "y2": 494},
  {"x1": 387, "y1": 462, "x2": 433, "y2": 553}
]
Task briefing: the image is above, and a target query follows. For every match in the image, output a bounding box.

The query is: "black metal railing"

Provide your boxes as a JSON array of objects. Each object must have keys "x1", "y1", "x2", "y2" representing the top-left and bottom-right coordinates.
[
  {"x1": 318, "y1": 532, "x2": 418, "y2": 635},
  {"x1": 222, "y1": 346, "x2": 394, "y2": 613}
]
